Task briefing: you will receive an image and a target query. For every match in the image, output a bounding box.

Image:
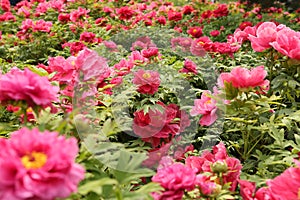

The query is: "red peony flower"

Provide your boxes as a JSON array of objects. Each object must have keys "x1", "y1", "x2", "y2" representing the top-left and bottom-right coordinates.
[
  {"x1": 141, "y1": 47, "x2": 159, "y2": 58},
  {"x1": 187, "y1": 26, "x2": 203, "y2": 38},
  {"x1": 210, "y1": 30, "x2": 220, "y2": 37},
  {"x1": 167, "y1": 10, "x2": 182, "y2": 21},
  {"x1": 0, "y1": 127, "x2": 85, "y2": 200},
  {"x1": 213, "y1": 4, "x2": 229, "y2": 18},
  {"x1": 79, "y1": 31, "x2": 96, "y2": 43},
  {"x1": 117, "y1": 6, "x2": 135, "y2": 20},
  {"x1": 132, "y1": 69, "x2": 160, "y2": 95},
  {"x1": 0, "y1": 67, "x2": 59, "y2": 108}
]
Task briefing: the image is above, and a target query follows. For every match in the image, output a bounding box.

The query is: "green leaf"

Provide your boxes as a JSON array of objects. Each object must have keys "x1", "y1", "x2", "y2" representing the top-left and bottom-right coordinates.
[{"x1": 78, "y1": 178, "x2": 118, "y2": 195}]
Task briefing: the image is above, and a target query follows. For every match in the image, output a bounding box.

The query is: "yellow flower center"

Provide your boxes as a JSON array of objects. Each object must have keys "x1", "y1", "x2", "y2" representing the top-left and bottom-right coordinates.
[
  {"x1": 142, "y1": 73, "x2": 151, "y2": 79},
  {"x1": 198, "y1": 41, "x2": 205, "y2": 46},
  {"x1": 193, "y1": 29, "x2": 198, "y2": 33},
  {"x1": 205, "y1": 99, "x2": 212, "y2": 104},
  {"x1": 21, "y1": 152, "x2": 47, "y2": 169}
]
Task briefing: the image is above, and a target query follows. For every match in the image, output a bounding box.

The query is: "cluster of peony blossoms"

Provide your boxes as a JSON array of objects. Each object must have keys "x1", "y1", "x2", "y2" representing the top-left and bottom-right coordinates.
[
  {"x1": 232, "y1": 21, "x2": 300, "y2": 60},
  {"x1": 0, "y1": 127, "x2": 85, "y2": 200},
  {"x1": 151, "y1": 142, "x2": 242, "y2": 200},
  {"x1": 191, "y1": 65, "x2": 269, "y2": 126}
]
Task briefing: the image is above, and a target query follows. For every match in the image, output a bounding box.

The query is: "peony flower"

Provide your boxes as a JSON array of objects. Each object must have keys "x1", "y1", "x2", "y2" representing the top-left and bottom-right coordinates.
[
  {"x1": 190, "y1": 90, "x2": 218, "y2": 126},
  {"x1": 79, "y1": 31, "x2": 96, "y2": 43},
  {"x1": 152, "y1": 163, "x2": 196, "y2": 191},
  {"x1": 210, "y1": 30, "x2": 220, "y2": 37},
  {"x1": 141, "y1": 47, "x2": 159, "y2": 59},
  {"x1": 116, "y1": 6, "x2": 135, "y2": 20},
  {"x1": 132, "y1": 69, "x2": 160, "y2": 95},
  {"x1": 248, "y1": 22, "x2": 279, "y2": 52},
  {"x1": 270, "y1": 27, "x2": 300, "y2": 60},
  {"x1": 76, "y1": 48, "x2": 112, "y2": 82},
  {"x1": 167, "y1": 10, "x2": 182, "y2": 21},
  {"x1": 185, "y1": 142, "x2": 242, "y2": 191},
  {"x1": 0, "y1": 127, "x2": 85, "y2": 200},
  {"x1": 217, "y1": 66, "x2": 269, "y2": 92},
  {"x1": 187, "y1": 26, "x2": 203, "y2": 38},
  {"x1": 213, "y1": 4, "x2": 229, "y2": 18},
  {"x1": 0, "y1": 67, "x2": 59, "y2": 108},
  {"x1": 179, "y1": 59, "x2": 198, "y2": 74},
  {"x1": 267, "y1": 162, "x2": 300, "y2": 200},
  {"x1": 47, "y1": 56, "x2": 77, "y2": 83}
]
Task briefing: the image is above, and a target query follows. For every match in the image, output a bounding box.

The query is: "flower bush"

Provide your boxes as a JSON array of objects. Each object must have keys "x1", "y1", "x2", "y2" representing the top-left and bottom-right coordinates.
[{"x1": 0, "y1": 0, "x2": 300, "y2": 199}]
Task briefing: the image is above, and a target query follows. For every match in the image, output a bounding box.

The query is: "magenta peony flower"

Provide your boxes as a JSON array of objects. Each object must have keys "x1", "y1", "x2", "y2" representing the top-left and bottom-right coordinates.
[
  {"x1": 217, "y1": 66, "x2": 269, "y2": 91},
  {"x1": 0, "y1": 67, "x2": 59, "y2": 108},
  {"x1": 141, "y1": 47, "x2": 159, "y2": 59},
  {"x1": 248, "y1": 22, "x2": 279, "y2": 52},
  {"x1": 47, "y1": 56, "x2": 77, "y2": 83},
  {"x1": 0, "y1": 127, "x2": 85, "y2": 200},
  {"x1": 132, "y1": 69, "x2": 160, "y2": 95},
  {"x1": 179, "y1": 59, "x2": 198, "y2": 74},
  {"x1": 270, "y1": 27, "x2": 300, "y2": 60},
  {"x1": 185, "y1": 142, "x2": 242, "y2": 191},
  {"x1": 267, "y1": 162, "x2": 300, "y2": 200},
  {"x1": 152, "y1": 163, "x2": 196, "y2": 191},
  {"x1": 190, "y1": 90, "x2": 218, "y2": 126}
]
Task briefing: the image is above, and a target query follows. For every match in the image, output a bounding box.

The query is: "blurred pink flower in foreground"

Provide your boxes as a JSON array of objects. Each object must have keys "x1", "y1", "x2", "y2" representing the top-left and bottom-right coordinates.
[
  {"x1": 0, "y1": 127, "x2": 85, "y2": 200},
  {"x1": 0, "y1": 67, "x2": 59, "y2": 108}
]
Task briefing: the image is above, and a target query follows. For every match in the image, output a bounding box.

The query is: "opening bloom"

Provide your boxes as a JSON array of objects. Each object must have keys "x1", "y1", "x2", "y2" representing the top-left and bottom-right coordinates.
[{"x1": 0, "y1": 127, "x2": 85, "y2": 200}]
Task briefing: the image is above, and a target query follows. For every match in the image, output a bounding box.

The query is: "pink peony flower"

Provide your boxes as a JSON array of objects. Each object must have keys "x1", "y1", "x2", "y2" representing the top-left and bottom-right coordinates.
[
  {"x1": 267, "y1": 162, "x2": 300, "y2": 200},
  {"x1": 179, "y1": 59, "x2": 198, "y2": 74},
  {"x1": 248, "y1": 22, "x2": 279, "y2": 52},
  {"x1": 0, "y1": 67, "x2": 59, "y2": 108},
  {"x1": 185, "y1": 142, "x2": 242, "y2": 191},
  {"x1": 152, "y1": 163, "x2": 196, "y2": 191},
  {"x1": 190, "y1": 90, "x2": 218, "y2": 126},
  {"x1": 76, "y1": 48, "x2": 112, "y2": 82},
  {"x1": 132, "y1": 69, "x2": 160, "y2": 95},
  {"x1": 47, "y1": 56, "x2": 77, "y2": 83},
  {"x1": 217, "y1": 66, "x2": 269, "y2": 92},
  {"x1": 141, "y1": 47, "x2": 159, "y2": 59},
  {"x1": 270, "y1": 27, "x2": 300, "y2": 60},
  {"x1": 0, "y1": 127, "x2": 85, "y2": 200}
]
